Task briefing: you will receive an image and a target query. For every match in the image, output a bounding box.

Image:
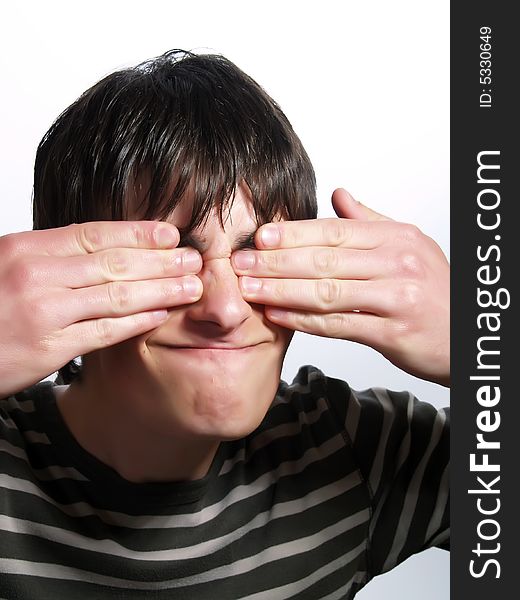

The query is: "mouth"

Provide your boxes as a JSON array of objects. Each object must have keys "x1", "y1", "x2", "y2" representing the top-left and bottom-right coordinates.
[
  {"x1": 155, "y1": 344, "x2": 265, "y2": 363},
  {"x1": 160, "y1": 343, "x2": 263, "y2": 351}
]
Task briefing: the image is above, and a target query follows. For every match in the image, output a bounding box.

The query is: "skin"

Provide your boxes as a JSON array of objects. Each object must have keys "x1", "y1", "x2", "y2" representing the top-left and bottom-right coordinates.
[
  {"x1": 57, "y1": 185, "x2": 293, "y2": 482},
  {"x1": 0, "y1": 219, "x2": 200, "y2": 399},
  {"x1": 0, "y1": 184, "x2": 449, "y2": 483},
  {"x1": 235, "y1": 188, "x2": 450, "y2": 388}
]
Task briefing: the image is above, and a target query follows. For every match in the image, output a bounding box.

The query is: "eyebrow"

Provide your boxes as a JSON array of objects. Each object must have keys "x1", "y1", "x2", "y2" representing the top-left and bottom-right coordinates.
[{"x1": 177, "y1": 229, "x2": 258, "y2": 253}]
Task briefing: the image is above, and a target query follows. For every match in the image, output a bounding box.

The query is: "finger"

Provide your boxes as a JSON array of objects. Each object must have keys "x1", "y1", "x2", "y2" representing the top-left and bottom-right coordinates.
[
  {"x1": 255, "y1": 217, "x2": 397, "y2": 251},
  {"x1": 11, "y1": 221, "x2": 180, "y2": 258},
  {"x1": 233, "y1": 246, "x2": 383, "y2": 279},
  {"x1": 48, "y1": 247, "x2": 202, "y2": 288},
  {"x1": 264, "y1": 306, "x2": 388, "y2": 346},
  {"x1": 64, "y1": 309, "x2": 172, "y2": 353},
  {"x1": 331, "y1": 188, "x2": 393, "y2": 222},
  {"x1": 64, "y1": 276, "x2": 203, "y2": 322},
  {"x1": 239, "y1": 277, "x2": 395, "y2": 316}
]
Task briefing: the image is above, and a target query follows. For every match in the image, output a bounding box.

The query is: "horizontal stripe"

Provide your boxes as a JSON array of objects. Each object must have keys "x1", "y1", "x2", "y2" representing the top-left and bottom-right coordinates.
[
  {"x1": 24, "y1": 431, "x2": 51, "y2": 444},
  {"x1": 1, "y1": 433, "x2": 347, "y2": 529},
  {"x1": 0, "y1": 440, "x2": 26, "y2": 460},
  {"x1": 5, "y1": 398, "x2": 35, "y2": 413},
  {"x1": 429, "y1": 527, "x2": 450, "y2": 548},
  {"x1": 0, "y1": 513, "x2": 369, "y2": 590},
  {"x1": 382, "y1": 409, "x2": 447, "y2": 572},
  {"x1": 0, "y1": 367, "x2": 449, "y2": 598},
  {"x1": 319, "y1": 571, "x2": 367, "y2": 600},
  {"x1": 235, "y1": 545, "x2": 367, "y2": 600},
  {"x1": 425, "y1": 462, "x2": 449, "y2": 543},
  {"x1": 220, "y1": 395, "x2": 330, "y2": 475},
  {"x1": 0, "y1": 442, "x2": 88, "y2": 482},
  {"x1": 0, "y1": 475, "x2": 364, "y2": 562}
]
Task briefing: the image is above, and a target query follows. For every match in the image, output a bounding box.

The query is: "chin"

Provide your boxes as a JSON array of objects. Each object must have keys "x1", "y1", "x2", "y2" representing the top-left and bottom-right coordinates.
[
  {"x1": 146, "y1": 343, "x2": 286, "y2": 440},
  {"x1": 184, "y1": 388, "x2": 274, "y2": 441}
]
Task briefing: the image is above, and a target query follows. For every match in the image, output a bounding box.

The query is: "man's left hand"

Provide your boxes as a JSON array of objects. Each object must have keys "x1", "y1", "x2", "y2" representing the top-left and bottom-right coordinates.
[{"x1": 232, "y1": 188, "x2": 450, "y2": 387}]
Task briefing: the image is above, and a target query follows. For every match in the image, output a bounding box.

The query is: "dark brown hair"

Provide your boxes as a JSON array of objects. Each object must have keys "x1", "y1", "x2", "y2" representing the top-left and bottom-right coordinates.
[{"x1": 32, "y1": 49, "x2": 317, "y2": 383}]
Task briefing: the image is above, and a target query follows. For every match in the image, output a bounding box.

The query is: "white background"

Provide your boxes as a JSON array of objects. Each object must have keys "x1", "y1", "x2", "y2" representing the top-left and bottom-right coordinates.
[{"x1": 0, "y1": 1, "x2": 449, "y2": 597}]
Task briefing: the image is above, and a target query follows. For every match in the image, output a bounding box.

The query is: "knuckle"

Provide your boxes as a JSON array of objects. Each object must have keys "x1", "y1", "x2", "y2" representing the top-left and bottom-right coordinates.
[
  {"x1": 107, "y1": 281, "x2": 131, "y2": 312},
  {"x1": 160, "y1": 281, "x2": 179, "y2": 300},
  {"x1": 93, "y1": 317, "x2": 117, "y2": 347},
  {"x1": 77, "y1": 223, "x2": 102, "y2": 253},
  {"x1": 325, "y1": 312, "x2": 347, "y2": 338},
  {"x1": 263, "y1": 250, "x2": 280, "y2": 272},
  {"x1": 0, "y1": 232, "x2": 23, "y2": 259},
  {"x1": 132, "y1": 224, "x2": 147, "y2": 247},
  {"x1": 325, "y1": 221, "x2": 346, "y2": 246},
  {"x1": 394, "y1": 251, "x2": 425, "y2": 279},
  {"x1": 313, "y1": 249, "x2": 338, "y2": 275},
  {"x1": 6, "y1": 259, "x2": 39, "y2": 292},
  {"x1": 394, "y1": 282, "x2": 422, "y2": 312},
  {"x1": 316, "y1": 278, "x2": 341, "y2": 308},
  {"x1": 103, "y1": 251, "x2": 129, "y2": 278},
  {"x1": 400, "y1": 223, "x2": 423, "y2": 244},
  {"x1": 164, "y1": 253, "x2": 180, "y2": 276}
]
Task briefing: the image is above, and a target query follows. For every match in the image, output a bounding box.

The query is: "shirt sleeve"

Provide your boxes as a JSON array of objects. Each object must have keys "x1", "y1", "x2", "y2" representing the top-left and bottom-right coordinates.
[{"x1": 324, "y1": 375, "x2": 450, "y2": 578}]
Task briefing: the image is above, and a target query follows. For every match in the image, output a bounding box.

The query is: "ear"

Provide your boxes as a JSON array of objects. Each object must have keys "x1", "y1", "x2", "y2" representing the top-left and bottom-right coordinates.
[{"x1": 331, "y1": 188, "x2": 393, "y2": 222}]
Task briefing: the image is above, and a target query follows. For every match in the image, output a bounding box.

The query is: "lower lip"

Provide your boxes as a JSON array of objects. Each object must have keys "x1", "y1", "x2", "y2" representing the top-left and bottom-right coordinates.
[{"x1": 159, "y1": 345, "x2": 259, "y2": 356}]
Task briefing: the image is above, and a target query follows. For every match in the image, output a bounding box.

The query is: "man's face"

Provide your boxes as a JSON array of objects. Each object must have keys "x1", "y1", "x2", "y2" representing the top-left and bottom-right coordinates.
[{"x1": 89, "y1": 185, "x2": 293, "y2": 440}]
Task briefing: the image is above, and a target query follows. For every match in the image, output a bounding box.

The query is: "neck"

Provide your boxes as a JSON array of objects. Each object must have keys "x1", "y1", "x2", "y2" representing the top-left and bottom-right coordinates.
[{"x1": 56, "y1": 378, "x2": 219, "y2": 484}]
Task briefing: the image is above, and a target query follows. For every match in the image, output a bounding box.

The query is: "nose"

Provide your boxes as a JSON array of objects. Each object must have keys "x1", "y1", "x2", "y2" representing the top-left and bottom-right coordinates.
[{"x1": 185, "y1": 257, "x2": 252, "y2": 333}]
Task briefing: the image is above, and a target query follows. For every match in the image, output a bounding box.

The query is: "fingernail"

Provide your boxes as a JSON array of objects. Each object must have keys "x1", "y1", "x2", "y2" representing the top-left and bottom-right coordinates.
[
  {"x1": 182, "y1": 250, "x2": 201, "y2": 271},
  {"x1": 233, "y1": 251, "x2": 255, "y2": 270},
  {"x1": 241, "y1": 276, "x2": 262, "y2": 293},
  {"x1": 260, "y1": 225, "x2": 280, "y2": 247},
  {"x1": 183, "y1": 276, "x2": 202, "y2": 298},
  {"x1": 156, "y1": 226, "x2": 178, "y2": 247}
]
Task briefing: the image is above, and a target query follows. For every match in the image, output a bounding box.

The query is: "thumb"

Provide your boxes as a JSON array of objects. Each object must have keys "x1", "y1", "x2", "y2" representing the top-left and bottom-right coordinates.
[{"x1": 331, "y1": 188, "x2": 393, "y2": 222}]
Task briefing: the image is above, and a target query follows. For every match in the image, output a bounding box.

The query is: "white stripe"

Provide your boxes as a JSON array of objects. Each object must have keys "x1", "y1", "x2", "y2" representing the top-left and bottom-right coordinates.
[
  {"x1": 5, "y1": 398, "x2": 35, "y2": 413},
  {"x1": 0, "y1": 440, "x2": 26, "y2": 460},
  {"x1": 220, "y1": 396, "x2": 330, "y2": 475},
  {"x1": 0, "y1": 514, "x2": 369, "y2": 590},
  {"x1": 382, "y1": 409, "x2": 447, "y2": 571},
  {"x1": 368, "y1": 389, "x2": 397, "y2": 494},
  {"x1": 429, "y1": 527, "x2": 450, "y2": 548},
  {"x1": 317, "y1": 571, "x2": 367, "y2": 600},
  {"x1": 0, "y1": 415, "x2": 51, "y2": 442},
  {"x1": 345, "y1": 390, "x2": 361, "y2": 445},
  {"x1": 0, "y1": 415, "x2": 17, "y2": 429},
  {"x1": 0, "y1": 558, "x2": 158, "y2": 590},
  {"x1": 0, "y1": 433, "x2": 346, "y2": 529},
  {"x1": 24, "y1": 430, "x2": 51, "y2": 444},
  {"x1": 0, "y1": 441, "x2": 87, "y2": 481},
  {"x1": 0, "y1": 474, "x2": 362, "y2": 561},
  {"x1": 425, "y1": 460, "x2": 449, "y2": 543},
  {"x1": 235, "y1": 543, "x2": 367, "y2": 600},
  {"x1": 34, "y1": 464, "x2": 89, "y2": 482},
  {"x1": 368, "y1": 392, "x2": 414, "y2": 539},
  {"x1": 271, "y1": 368, "x2": 324, "y2": 407}
]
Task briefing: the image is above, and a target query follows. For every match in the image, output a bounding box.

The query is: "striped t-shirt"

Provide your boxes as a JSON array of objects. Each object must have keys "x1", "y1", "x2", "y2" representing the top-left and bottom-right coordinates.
[{"x1": 0, "y1": 365, "x2": 449, "y2": 599}]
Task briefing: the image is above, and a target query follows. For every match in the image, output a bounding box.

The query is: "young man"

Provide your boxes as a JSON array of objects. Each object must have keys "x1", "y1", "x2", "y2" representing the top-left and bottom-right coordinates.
[{"x1": 0, "y1": 50, "x2": 449, "y2": 599}]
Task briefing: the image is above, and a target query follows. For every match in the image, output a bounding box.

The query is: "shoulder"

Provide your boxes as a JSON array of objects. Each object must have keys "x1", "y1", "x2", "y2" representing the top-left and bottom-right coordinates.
[
  {"x1": 265, "y1": 366, "x2": 449, "y2": 476},
  {"x1": 270, "y1": 365, "x2": 447, "y2": 431}
]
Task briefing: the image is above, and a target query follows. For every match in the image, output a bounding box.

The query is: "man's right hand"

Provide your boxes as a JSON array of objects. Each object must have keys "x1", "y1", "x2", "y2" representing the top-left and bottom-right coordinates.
[{"x1": 0, "y1": 221, "x2": 202, "y2": 398}]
